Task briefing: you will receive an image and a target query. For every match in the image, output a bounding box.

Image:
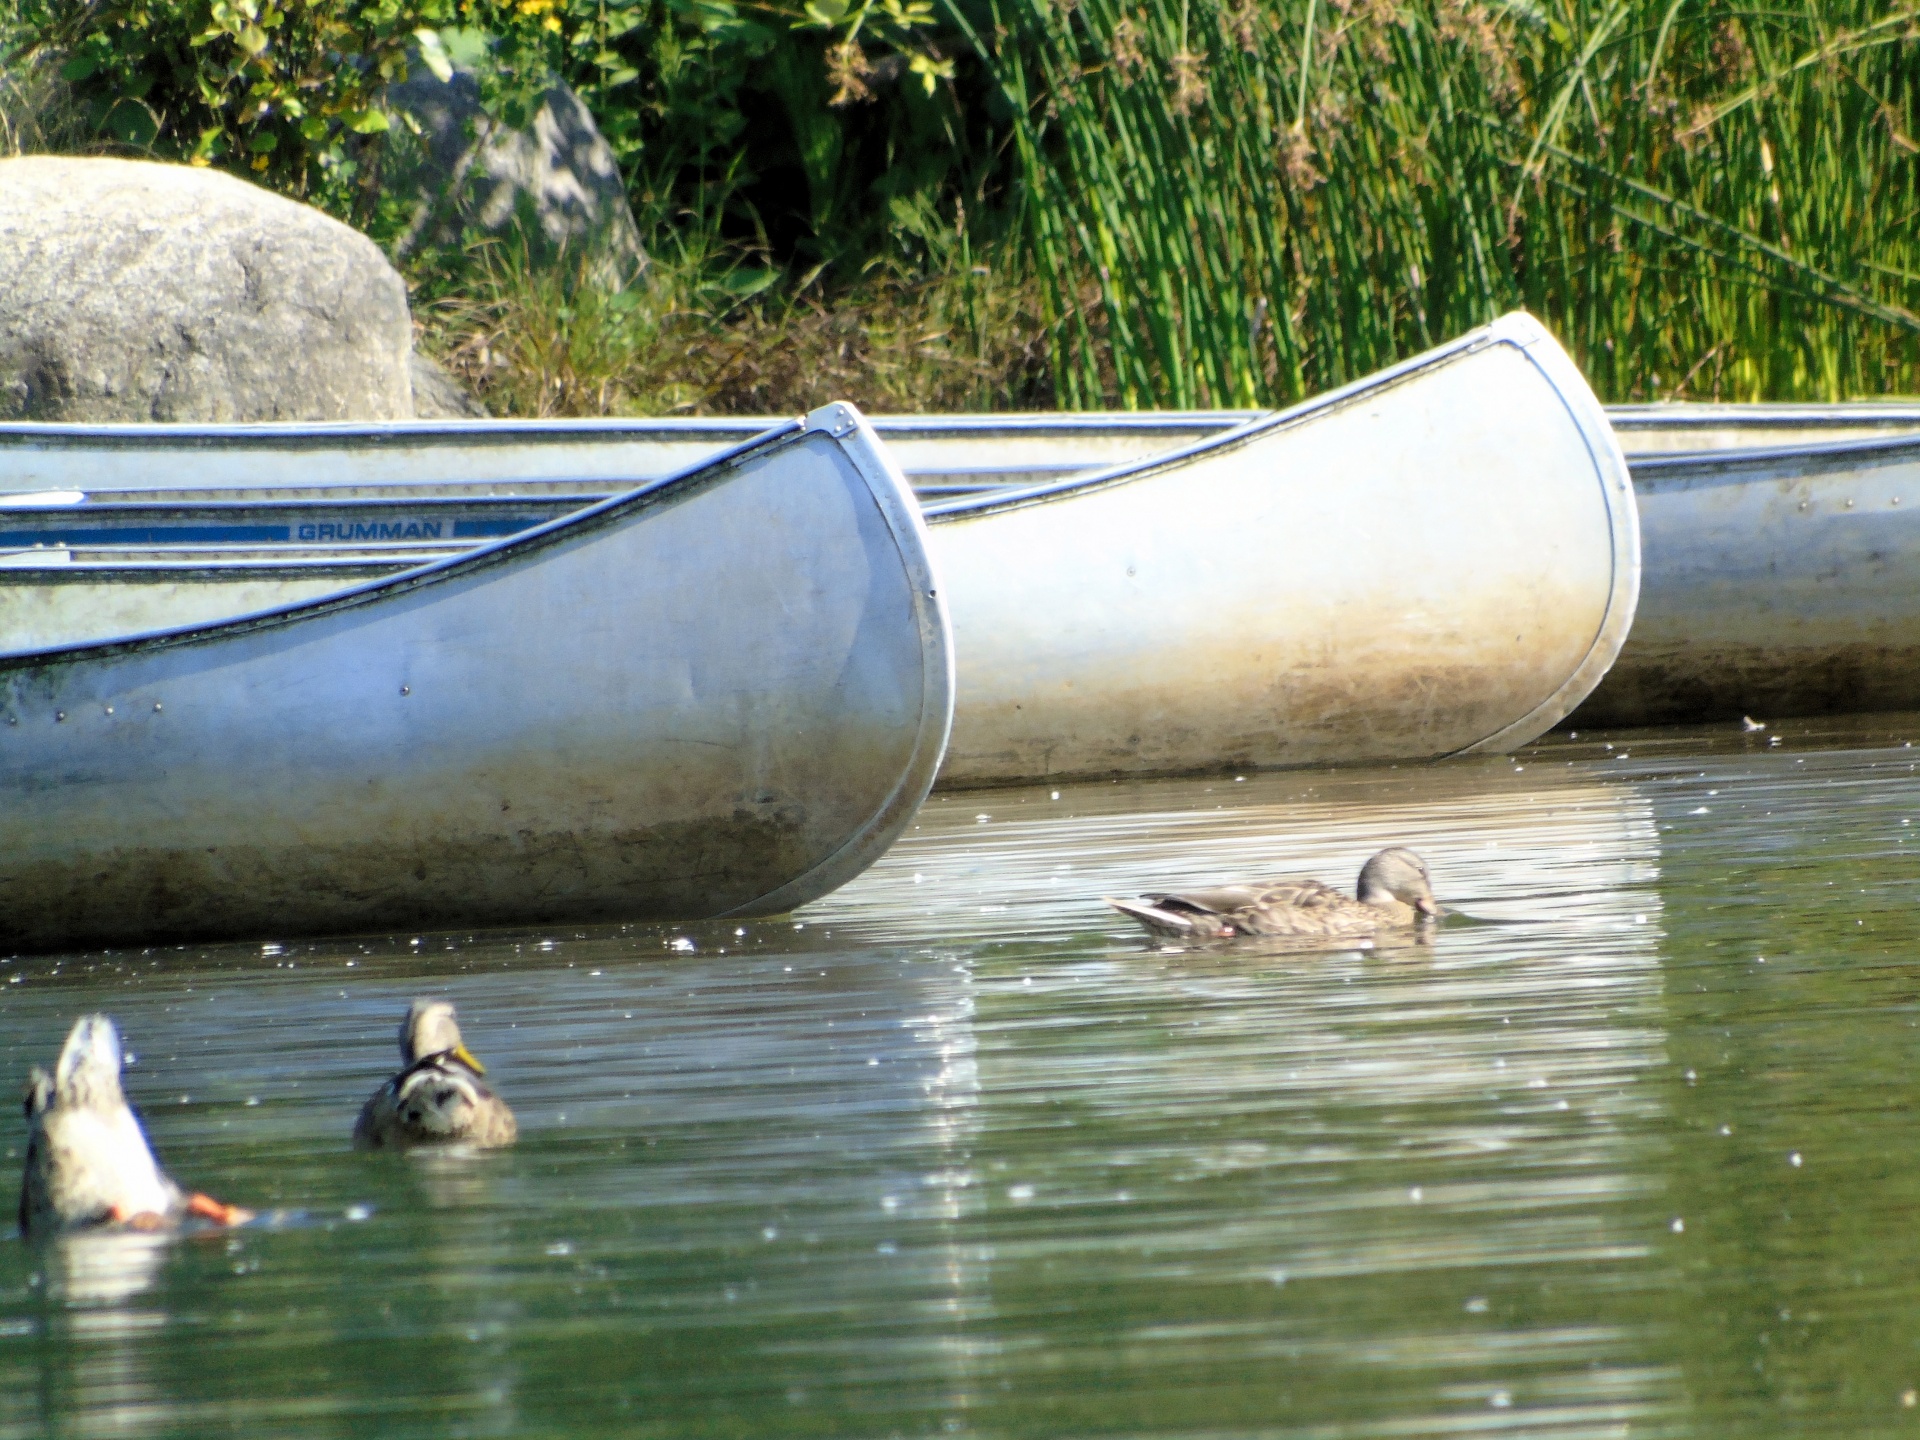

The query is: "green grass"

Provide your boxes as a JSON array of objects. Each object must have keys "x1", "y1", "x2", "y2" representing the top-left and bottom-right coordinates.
[
  {"x1": 960, "y1": 0, "x2": 1920, "y2": 406},
  {"x1": 411, "y1": 235, "x2": 1053, "y2": 416}
]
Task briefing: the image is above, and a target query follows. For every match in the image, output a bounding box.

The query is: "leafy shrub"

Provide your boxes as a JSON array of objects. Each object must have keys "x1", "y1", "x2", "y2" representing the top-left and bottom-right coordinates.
[
  {"x1": 5, "y1": 0, "x2": 992, "y2": 280},
  {"x1": 6, "y1": 0, "x2": 626, "y2": 214}
]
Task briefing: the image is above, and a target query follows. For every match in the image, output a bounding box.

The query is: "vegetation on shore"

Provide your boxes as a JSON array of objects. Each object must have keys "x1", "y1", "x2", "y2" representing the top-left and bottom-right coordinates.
[{"x1": 6, "y1": 0, "x2": 1920, "y2": 411}]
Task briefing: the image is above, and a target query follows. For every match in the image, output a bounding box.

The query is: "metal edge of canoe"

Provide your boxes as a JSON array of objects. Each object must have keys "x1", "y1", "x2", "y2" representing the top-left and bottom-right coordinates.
[
  {"x1": 1572, "y1": 429, "x2": 1920, "y2": 726},
  {"x1": 0, "y1": 411, "x2": 1266, "y2": 444},
  {"x1": 1606, "y1": 402, "x2": 1920, "y2": 456},
  {"x1": 0, "y1": 406, "x2": 953, "y2": 955},
  {"x1": 916, "y1": 311, "x2": 1642, "y2": 786},
  {"x1": 0, "y1": 412, "x2": 1263, "y2": 505}
]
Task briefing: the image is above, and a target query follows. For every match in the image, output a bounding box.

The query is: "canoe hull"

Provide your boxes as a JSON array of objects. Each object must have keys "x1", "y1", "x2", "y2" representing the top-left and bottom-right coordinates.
[
  {"x1": 0, "y1": 406, "x2": 951, "y2": 954},
  {"x1": 923, "y1": 314, "x2": 1639, "y2": 785},
  {"x1": 1576, "y1": 436, "x2": 1920, "y2": 726}
]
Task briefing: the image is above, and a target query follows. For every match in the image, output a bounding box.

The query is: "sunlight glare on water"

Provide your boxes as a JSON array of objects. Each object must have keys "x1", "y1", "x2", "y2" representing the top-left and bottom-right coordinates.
[{"x1": 3, "y1": 716, "x2": 1920, "y2": 1437}]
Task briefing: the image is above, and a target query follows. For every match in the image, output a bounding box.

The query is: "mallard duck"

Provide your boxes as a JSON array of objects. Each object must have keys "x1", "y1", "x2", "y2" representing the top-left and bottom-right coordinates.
[
  {"x1": 18, "y1": 1014, "x2": 251, "y2": 1237},
  {"x1": 353, "y1": 999, "x2": 517, "y2": 1150},
  {"x1": 1106, "y1": 846, "x2": 1444, "y2": 941}
]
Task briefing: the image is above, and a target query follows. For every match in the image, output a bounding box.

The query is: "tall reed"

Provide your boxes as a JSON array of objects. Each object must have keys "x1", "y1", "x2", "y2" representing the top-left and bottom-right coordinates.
[{"x1": 959, "y1": 0, "x2": 1920, "y2": 405}]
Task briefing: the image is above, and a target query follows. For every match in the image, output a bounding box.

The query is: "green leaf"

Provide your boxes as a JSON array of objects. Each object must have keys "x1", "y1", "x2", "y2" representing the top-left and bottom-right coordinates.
[
  {"x1": 718, "y1": 266, "x2": 778, "y2": 297},
  {"x1": 344, "y1": 108, "x2": 391, "y2": 134},
  {"x1": 59, "y1": 53, "x2": 99, "y2": 82},
  {"x1": 102, "y1": 99, "x2": 159, "y2": 148},
  {"x1": 248, "y1": 130, "x2": 277, "y2": 152},
  {"x1": 300, "y1": 115, "x2": 328, "y2": 140},
  {"x1": 440, "y1": 26, "x2": 492, "y2": 69},
  {"x1": 413, "y1": 27, "x2": 455, "y2": 82}
]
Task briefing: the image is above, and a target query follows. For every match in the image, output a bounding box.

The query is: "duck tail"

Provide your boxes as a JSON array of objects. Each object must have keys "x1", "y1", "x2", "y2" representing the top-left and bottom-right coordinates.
[{"x1": 1105, "y1": 897, "x2": 1199, "y2": 937}]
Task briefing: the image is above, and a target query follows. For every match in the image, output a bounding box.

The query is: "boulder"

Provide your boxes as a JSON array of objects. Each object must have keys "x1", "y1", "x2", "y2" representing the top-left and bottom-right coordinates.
[
  {"x1": 383, "y1": 69, "x2": 647, "y2": 288},
  {"x1": 409, "y1": 350, "x2": 489, "y2": 418},
  {"x1": 0, "y1": 156, "x2": 414, "y2": 422}
]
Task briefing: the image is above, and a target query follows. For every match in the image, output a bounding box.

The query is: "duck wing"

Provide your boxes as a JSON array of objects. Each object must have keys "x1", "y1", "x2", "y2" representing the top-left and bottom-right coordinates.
[
  {"x1": 1244, "y1": 878, "x2": 1347, "y2": 909},
  {"x1": 1106, "y1": 883, "x2": 1263, "y2": 938},
  {"x1": 1109, "y1": 880, "x2": 1333, "y2": 938},
  {"x1": 1142, "y1": 884, "x2": 1276, "y2": 915}
]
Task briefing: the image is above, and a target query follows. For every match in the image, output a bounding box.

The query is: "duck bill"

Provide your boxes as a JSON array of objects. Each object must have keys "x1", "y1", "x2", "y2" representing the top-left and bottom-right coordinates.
[
  {"x1": 452, "y1": 1043, "x2": 487, "y2": 1075},
  {"x1": 1416, "y1": 896, "x2": 1445, "y2": 918}
]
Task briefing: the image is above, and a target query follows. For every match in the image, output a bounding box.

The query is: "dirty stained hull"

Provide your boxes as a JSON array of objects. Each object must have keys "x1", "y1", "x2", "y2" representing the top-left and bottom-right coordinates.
[
  {"x1": 922, "y1": 313, "x2": 1640, "y2": 785},
  {"x1": 0, "y1": 406, "x2": 952, "y2": 955},
  {"x1": 1574, "y1": 435, "x2": 1920, "y2": 726}
]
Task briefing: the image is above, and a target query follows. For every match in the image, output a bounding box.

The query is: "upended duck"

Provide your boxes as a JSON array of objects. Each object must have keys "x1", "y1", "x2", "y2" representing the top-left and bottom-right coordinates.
[
  {"x1": 18, "y1": 1014, "x2": 252, "y2": 1237},
  {"x1": 1106, "y1": 846, "x2": 1444, "y2": 941},
  {"x1": 353, "y1": 999, "x2": 517, "y2": 1150}
]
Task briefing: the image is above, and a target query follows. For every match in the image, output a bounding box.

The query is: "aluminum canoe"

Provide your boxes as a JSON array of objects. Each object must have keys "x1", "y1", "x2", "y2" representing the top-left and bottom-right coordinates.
[
  {"x1": 916, "y1": 313, "x2": 1638, "y2": 784},
  {"x1": 0, "y1": 403, "x2": 953, "y2": 954},
  {"x1": 1573, "y1": 431, "x2": 1920, "y2": 725}
]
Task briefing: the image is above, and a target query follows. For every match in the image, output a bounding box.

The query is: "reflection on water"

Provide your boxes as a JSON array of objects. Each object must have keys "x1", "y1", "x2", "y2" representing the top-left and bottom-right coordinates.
[{"x1": 2, "y1": 716, "x2": 1920, "y2": 1435}]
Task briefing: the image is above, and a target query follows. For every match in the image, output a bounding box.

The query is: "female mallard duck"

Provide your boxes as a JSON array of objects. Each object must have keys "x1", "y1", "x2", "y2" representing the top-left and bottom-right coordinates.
[
  {"x1": 18, "y1": 1014, "x2": 251, "y2": 1237},
  {"x1": 353, "y1": 999, "x2": 517, "y2": 1150},
  {"x1": 1106, "y1": 846, "x2": 1444, "y2": 941}
]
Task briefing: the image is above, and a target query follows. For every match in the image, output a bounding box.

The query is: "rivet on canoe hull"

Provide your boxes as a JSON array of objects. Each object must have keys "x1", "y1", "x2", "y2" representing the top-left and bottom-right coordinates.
[
  {"x1": 400, "y1": 684, "x2": 411, "y2": 696},
  {"x1": 54, "y1": 711, "x2": 64, "y2": 722}
]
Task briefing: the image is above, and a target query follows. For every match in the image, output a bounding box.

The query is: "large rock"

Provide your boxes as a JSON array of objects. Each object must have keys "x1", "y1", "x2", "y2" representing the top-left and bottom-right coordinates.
[
  {"x1": 408, "y1": 350, "x2": 489, "y2": 419},
  {"x1": 0, "y1": 156, "x2": 414, "y2": 421},
  {"x1": 383, "y1": 69, "x2": 647, "y2": 288}
]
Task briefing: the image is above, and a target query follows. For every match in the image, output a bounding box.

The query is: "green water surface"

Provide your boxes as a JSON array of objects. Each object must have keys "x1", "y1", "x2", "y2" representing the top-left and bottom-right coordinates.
[{"x1": 4, "y1": 717, "x2": 1920, "y2": 1438}]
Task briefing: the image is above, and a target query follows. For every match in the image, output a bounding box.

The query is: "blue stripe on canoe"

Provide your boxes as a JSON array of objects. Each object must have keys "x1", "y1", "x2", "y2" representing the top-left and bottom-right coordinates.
[{"x1": 0, "y1": 515, "x2": 557, "y2": 547}]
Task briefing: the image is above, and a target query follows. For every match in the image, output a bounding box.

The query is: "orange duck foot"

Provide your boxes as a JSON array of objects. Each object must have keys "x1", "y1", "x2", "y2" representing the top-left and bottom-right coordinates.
[{"x1": 186, "y1": 1192, "x2": 254, "y2": 1226}]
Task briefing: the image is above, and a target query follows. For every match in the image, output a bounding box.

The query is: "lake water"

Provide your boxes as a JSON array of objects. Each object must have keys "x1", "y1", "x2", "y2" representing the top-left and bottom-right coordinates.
[{"x1": 4, "y1": 715, "x2": 1920, "y2": 1438}]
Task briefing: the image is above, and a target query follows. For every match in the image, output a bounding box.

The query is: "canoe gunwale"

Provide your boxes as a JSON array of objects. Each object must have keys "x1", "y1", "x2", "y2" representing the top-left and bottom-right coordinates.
[
  {"x1": 1627, "y1": 430, "x2": 1920, "y2": 479},
  {"x1": 0, "y1": 419, "x2": 805, "y2": 670},
  {"x1": 0, "y1": 494, "x2": 610, "y2": 518},
  {"x1": 1608, "y1": 402, "x2": 1920, "y2": 429},
  {"x1": 0, "y1": 410, "x2": 1266, "y2": 450}
]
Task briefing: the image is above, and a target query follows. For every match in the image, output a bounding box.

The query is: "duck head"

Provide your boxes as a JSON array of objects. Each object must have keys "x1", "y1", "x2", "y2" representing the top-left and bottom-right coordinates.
[
  {"x1": 401, "y1": 998, "x2": 486, "y2": 1074},
  {"x1": 1356, "y1": 848, "x2": 1444, "y2": 918}
]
